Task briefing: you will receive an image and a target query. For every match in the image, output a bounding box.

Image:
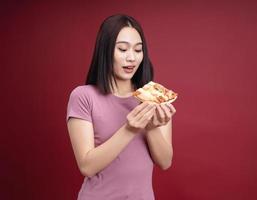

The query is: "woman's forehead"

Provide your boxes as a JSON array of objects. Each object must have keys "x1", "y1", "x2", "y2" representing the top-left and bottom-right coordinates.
[{"x1": 116, "y1": 27, "x2": 142, "y2": 45}]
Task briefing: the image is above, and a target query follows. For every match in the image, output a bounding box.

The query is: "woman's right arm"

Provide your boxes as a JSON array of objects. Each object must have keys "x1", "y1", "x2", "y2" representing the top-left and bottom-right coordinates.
[{"x1": 67, "y1": 102, "x2": 156, "y2": 178}]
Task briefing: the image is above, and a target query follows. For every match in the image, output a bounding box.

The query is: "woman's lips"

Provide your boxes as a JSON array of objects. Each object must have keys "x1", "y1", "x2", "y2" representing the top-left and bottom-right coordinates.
[
  {"x1": 122, "y1": 66, "x2": 135, "y2": 73},
  {"x1": 123, "y1": 65, "x2": 135, "y2": 69}
]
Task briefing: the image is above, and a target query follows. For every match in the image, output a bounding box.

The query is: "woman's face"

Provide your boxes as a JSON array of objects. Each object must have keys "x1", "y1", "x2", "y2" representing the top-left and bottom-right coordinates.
[{"x1": 113, "y1": 27, "x2": 143, "y2": 81}]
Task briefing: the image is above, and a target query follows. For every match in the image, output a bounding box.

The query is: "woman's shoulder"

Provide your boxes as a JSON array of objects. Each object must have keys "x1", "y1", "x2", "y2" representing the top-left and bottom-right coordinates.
[
  {"x1": 69, "y1": 84, "x2": 100, "y2": 100},
  {"x1": 70, "y1": 84, "x2": 98, "y2": 94}
]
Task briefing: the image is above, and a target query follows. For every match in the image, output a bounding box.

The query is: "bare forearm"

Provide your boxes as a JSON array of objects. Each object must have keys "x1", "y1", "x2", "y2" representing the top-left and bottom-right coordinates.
[
  {"x1": 145, "y1": 127, "x2": 173, "y2": 170},
  {"x1": 81, "y1": 124, "x2": 136, "y2": 177}
]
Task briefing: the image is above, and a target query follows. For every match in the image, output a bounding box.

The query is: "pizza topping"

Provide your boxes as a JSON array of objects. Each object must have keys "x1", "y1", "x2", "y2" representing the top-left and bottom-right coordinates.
[
  {"x1": 132, "y1": 81, "x2": 178, "y2": 104},
  {"x1": 157, "y1": 96, "x2": 166, "y2": 103}
]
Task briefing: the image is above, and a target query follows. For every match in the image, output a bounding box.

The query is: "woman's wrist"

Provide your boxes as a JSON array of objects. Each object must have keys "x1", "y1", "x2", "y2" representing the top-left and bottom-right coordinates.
[
  {"x1": 145, "y1": 124, "x2": 160, "y2": 132},
  {"x1": 124, "y1": 123, "x2": 141, "y2": 135}
]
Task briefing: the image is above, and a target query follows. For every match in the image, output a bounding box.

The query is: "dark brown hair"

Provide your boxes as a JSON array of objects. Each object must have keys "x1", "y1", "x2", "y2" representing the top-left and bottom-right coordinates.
[{"x1": 86, "y1": 14, "x2": 154, "y2": 94}]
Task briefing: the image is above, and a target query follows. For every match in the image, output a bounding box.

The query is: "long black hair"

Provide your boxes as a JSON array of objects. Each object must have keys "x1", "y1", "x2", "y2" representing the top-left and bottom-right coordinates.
[{"x1": 86, "y1": 14, "x2": 154, "y2": 94}]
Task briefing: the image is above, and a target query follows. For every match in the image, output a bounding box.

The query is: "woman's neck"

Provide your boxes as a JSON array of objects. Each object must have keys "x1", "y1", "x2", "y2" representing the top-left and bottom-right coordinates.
[{"x1": 111, "y1": 79, "x2": 134, "y2": 97}]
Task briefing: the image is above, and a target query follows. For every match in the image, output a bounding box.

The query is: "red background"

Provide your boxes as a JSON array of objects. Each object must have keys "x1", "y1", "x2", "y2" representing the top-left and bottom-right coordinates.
[{"x1": 1, "y1": 1, "x2": 257, "y2": 200}]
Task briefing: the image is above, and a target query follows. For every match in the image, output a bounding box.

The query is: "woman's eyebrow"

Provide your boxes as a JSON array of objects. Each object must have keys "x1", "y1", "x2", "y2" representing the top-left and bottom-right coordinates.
[{"x1": 116, "y1": 41, "x2": 143, "y2": 46}]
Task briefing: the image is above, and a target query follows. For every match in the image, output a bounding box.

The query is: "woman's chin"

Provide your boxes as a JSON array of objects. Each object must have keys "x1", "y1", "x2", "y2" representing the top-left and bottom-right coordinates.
[{"x1": 116, "y1": 74, "x2": 135, "y2": 81}]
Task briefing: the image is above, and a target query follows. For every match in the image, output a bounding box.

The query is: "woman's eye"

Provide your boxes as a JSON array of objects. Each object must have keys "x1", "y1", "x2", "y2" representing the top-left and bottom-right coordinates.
[
  {"x1": 118, "y1": 48, "x2": 127, "y2": 52},
  {"x1": 135, "y1": 49, "x2": 142, "y2": 53},
  {"x1": 118, "y1": 48, "x2": 142, "y2": 53}
]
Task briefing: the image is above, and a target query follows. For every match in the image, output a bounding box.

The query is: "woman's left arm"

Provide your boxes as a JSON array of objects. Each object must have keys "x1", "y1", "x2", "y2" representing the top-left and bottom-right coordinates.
[{"x1": 145, "y1": 104, "x2": 176, "y2": 170}]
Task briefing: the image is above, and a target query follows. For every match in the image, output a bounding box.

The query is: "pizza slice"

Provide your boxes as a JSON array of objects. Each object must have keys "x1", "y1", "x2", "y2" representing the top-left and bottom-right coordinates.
[{"x1": 132, "y1": 81, "x2": 178, "y2": 104}]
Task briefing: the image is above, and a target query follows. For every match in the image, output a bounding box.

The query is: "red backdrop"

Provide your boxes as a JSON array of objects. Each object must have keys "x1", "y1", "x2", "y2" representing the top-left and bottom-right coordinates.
[{"x1": 1, "y1": 1, "x2": 257, "y2": 200}]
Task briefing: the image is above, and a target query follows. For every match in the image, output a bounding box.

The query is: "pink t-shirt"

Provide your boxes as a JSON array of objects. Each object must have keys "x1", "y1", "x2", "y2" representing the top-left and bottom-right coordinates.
[{"x1": 66, "y1": 85, "x2": 155, "y2": 200}]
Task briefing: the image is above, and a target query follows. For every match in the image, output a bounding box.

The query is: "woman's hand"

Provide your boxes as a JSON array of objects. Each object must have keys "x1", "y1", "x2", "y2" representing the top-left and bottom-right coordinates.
[
  {"x1": 146, "y1": 103, "x2": 176, "y2": 131},
  {"x1": 126, "y1": 101, "x2": 156, "y2": 132}
]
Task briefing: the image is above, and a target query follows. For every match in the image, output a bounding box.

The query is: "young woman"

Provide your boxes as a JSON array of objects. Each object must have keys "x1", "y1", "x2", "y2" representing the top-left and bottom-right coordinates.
[{"x1": 66, "y1": 14, "x2": 176, "y2": 200}]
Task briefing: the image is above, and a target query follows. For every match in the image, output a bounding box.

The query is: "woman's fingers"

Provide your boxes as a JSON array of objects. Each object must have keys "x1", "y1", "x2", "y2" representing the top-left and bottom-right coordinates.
[
  {"x1": 127, "y1": 101, "x2": 176, "y2": 130},
  {"x1": 130, "y1": 101, "x2": 150, "y2": 117},
  {"x1": 161, "y1": 104, "x2": 172, "y2": 119},
  {"x1": 127, "y1": 102, "x2": 156, "y2": 129},
  {"x1": 145, "y1": 112, "x2": 159, "y2": 130},
  {"x1": 164, "y1": 103, "x2": 176, "y2": 116},
  {"x1": 132, "y1": 106, "x2": 156, "y2": 129},
  {"x1": 137, "y1": 104, "x2": 156, "y2": 122},
  {"x1": 156, "y1": 104, "x2": 171, "y2": 124},
  {"x1": 152, "y1": 112, "x2": 159, "y2": 126},
  {"x1": 156, "y1": 105, "x2": 166, "y2": 123},
  {"x1": 133, "y1": 102, "x2": 155, "y2": 120}
]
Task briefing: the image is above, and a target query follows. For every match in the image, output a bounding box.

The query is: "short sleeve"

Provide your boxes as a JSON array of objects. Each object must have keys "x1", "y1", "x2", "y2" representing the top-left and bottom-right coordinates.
[{"x1": 66, "y1": 86, "x2": 92, "y2": 123}]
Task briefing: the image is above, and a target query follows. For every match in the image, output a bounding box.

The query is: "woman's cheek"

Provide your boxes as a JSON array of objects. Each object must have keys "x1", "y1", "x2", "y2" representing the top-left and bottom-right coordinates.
[{"x1": 138, "y1": 53, "x2": 143, "y2": 62}]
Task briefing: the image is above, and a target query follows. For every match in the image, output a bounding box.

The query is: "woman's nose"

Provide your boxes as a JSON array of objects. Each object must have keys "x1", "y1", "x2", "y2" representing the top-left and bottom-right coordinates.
[{"x1": 126, "y1": 50, "x2": 136, "y2": 61}]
